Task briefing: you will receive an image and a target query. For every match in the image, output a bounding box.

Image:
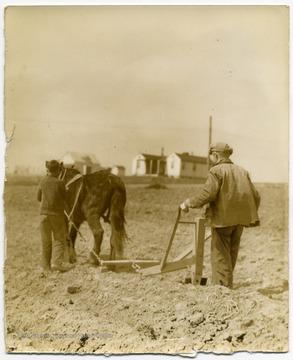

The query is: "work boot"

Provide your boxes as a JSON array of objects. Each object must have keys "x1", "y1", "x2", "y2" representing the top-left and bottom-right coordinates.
[
  {"x1": 62, "y1": 262, "x2": 74, "y2": 270},
  {"x1": 51, "y1": 263, "x2": 72, "y2": 272},
  {"x1": 37, "y1": 266, "x2": 51, "y2": 277}
]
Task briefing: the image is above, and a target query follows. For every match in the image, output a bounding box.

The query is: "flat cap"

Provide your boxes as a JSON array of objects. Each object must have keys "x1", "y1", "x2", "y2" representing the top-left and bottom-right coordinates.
[{"x1": 209, "y1": 142, "x2": 233, "y2": 155}]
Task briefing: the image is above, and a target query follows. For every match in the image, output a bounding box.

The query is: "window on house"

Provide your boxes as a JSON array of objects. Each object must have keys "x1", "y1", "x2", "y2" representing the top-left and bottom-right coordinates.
[
  {"x1": 193, "y1": 164, "x2": 197, "y2": 171},
  {"x1": 181, "y1": 162, "x2": 185, "y2": 170},
  {"x1": 171, "y1": 161, "x2": 174, "y2": 169}
]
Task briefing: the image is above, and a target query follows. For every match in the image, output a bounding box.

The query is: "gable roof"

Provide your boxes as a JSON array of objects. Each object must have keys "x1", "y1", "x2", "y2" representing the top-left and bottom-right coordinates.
[
  {"x1": 60, "y1": 151, "x2": 100, "y2": 165},
  {"x1": 175, "y1": 152, "x2": 207, "y2": 164}
]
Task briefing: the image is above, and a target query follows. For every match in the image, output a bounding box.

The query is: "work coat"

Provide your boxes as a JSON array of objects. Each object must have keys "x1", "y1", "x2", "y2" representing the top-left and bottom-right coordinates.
[
  {"x1": 37, "y1": 175, "x2": 67, "y2": 215},
  {"x1": 186, "y1": 159, "x2": 260, "y2": 227}
]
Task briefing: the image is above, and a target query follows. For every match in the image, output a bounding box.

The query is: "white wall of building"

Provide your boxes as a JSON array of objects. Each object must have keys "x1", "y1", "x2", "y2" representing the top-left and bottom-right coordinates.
[
  {"x1": 166, "y1": 153, "x2": 181, "y2": 178},
  {"x1": 60, "y1": 153, "x2": 75, "y2": 166},
  {"x1": 111, "y1": 166, "x2": 125, "y2": 176},
  {"x1": 180, "y1": 161, "x2": 206, "y2": 178},
  {"x1": 167, "y1": 153, "x2": 207, "y2": 178},
  {"x1": 132, "y1": 154, "x2": 146, "y2": 176},
  {"x1": 194, "y1": 162, "x2": 208, "y2": 178}
]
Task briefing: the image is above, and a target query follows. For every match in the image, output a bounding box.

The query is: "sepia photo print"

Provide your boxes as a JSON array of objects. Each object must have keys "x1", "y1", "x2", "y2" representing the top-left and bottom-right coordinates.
[{"x1": 2, "y1": 2, "x2": 289, "y2": 357}]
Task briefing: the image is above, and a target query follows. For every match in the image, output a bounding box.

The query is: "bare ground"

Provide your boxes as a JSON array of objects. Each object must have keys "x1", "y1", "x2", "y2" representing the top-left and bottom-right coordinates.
[{"x1": 3, "y1": 182, "x2": 289, "y2": 355}]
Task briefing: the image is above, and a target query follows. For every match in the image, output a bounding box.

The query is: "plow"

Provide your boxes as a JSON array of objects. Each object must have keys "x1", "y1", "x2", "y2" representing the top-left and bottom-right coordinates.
[
  {"x1": 68, "y1": 207, "x2": 210, "y2": 286},
  {"x1": 138, "y1": 208, "x2": 210, "y2": 285}
]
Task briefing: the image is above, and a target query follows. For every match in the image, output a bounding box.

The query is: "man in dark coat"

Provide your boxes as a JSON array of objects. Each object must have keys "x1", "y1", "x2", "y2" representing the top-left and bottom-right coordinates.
[
  {"x1": 180, "y1": 142, "x2": 260, "y2": 288},
  {"x1": 37, "y1": 160, "x2": 71, "y2": 272}
]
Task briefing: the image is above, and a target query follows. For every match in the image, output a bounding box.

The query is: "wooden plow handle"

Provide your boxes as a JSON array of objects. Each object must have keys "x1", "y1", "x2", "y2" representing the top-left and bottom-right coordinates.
[{"x1": 159, "y1": 207, "x2": 182, "y2": 270}]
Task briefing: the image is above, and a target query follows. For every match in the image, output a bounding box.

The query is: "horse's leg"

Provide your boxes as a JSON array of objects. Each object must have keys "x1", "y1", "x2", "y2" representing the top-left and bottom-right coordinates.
[
  {"x1": 106, "y1": 223, "x2": 125, "y2": 272},
  {"x1": 64, "y1": 220, "x2": 81, "y2": 263},
  {"x1": 86, "y1": 216, "x2": 104, "y2": 265},
  {"x1": 68, "y1": 225, "x2": 78, "y2": 263},
  {"x1": 109, "y1": 228, "x2": 122, "y2": 261},
  {"x1": 63, "y1": 215, "x2": 75, "y2": 264},
  {"x1": 109, "y1": 189, "x2": 126, "y2": 262}
]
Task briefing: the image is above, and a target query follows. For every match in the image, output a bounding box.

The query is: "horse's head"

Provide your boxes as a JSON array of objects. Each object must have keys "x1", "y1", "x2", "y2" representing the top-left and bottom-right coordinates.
[{"x1": 58, "y1": 162, "x2": 81, "y2": 184}]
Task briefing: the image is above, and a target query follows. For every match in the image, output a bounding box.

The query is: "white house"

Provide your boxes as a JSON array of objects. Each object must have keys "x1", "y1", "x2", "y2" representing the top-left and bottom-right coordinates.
[
  {"x1": 166, "y1": 152, "x2": 207, "y2": 179},
  {"x1": 111, "y1": 165, "x2": 126, "y2": 177},
  {"x1": 59, "y1": 151, "x2": 102, "y2": 174},
  {"x1": 132, "y1": 153, "x2": 166, "y2": 176}
]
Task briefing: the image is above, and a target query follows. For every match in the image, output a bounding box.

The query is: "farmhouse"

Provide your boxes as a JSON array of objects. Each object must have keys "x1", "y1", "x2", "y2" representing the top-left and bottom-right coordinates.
[
  {"x1": 111, "y1": 165, "x2": 126, "y2": 177},
  {"x1": 132, "y1": 153, "x2": 166, "y2": 176},
  {"x1": 166, "y1": 152, "x2": 207, "y2": 179},
  {"x1": 59, "y1": 151, "x2": 103, "y2": 174}
]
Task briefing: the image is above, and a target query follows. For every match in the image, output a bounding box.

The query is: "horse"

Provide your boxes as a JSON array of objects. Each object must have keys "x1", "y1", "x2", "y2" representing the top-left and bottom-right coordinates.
[{"x1": 58, "y1": 164, "x2": 127, "y2": 265}]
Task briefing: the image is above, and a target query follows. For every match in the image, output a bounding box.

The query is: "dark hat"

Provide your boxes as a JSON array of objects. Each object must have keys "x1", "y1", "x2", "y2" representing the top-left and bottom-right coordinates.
[
  {"x1": 46, "y1": 160, "x2": 60, "y2": 173},
  {"x1": 209, "y1": 142, "x2": 233, "y2": 155}
]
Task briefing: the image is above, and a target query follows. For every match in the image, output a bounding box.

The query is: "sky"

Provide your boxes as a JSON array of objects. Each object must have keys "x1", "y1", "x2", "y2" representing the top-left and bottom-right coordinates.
[{"x1": 2, "y1": 3, "x2": 290, "y2": 181}]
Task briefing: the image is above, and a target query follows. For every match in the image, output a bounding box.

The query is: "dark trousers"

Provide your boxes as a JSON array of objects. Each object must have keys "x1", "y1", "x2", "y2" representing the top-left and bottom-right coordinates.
[
  {"x1": 211, "y1": 225, "x2": 244, "y2": 289},
  {"x1": 40, "y1": 214, "x2": 67, "y2": 269}
]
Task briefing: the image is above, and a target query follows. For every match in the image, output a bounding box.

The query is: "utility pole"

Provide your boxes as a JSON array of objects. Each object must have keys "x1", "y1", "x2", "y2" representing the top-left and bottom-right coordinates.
[{"x1": 207, "y1": 116, "x2": 212, "y2": 171}]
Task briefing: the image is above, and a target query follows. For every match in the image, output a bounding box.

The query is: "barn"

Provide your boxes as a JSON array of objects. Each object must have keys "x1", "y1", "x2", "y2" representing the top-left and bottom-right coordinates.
[
  {"x1": 131, "y1": 153, "x2": 166, "y2": 176},
  {"x1": 59, "y1": 151, "x2": 103, "y2": 175},
  {"x1": 166, "y1": 152, "x2": 207, "y2": 179}
]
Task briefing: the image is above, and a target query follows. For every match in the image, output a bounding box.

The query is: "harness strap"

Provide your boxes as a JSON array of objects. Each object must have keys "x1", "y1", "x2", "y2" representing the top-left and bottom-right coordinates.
[
  {"x1": 62, "y1": 170, "x2": 108, "y2": 266},
  {"x1": 68, "y1": 181, "x2": 83, "y2": 219},
  {"x1": 64, "y1": 210, "x2": 104, "y2": 265},
  {"x1": 62, "y1": 172, "x2": 84, "y2": 222},
  {"x1": 65, "y1": 173, "x2": 83, "y2": 189},
  {"x1": 59, "y1": 168, "x2": 67, "y2": 181}
]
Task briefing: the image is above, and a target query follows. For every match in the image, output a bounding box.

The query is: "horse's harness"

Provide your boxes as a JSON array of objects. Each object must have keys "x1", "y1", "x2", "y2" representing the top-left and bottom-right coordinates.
[
  {"x1": 60, "y1": 168, "x2": 111, "y2": 223},
  {"x1": 59, "y1": 168, "x2": 139, "y2": 271},
  {"x1": 59, "y1": 168, "x2": 104, "y2": 264},
  {"x1": 60, "y1": 168, "x2": 83, "y2": 219}
]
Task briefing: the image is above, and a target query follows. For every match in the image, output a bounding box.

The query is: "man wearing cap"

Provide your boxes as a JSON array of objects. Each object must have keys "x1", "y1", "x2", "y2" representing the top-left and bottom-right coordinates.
[
  {"x1": 180, "y1": 142, "x2": 260, "y2": 289},
  {"x1": 37, "y1": 160, "x2": 71, "y2": 272}
]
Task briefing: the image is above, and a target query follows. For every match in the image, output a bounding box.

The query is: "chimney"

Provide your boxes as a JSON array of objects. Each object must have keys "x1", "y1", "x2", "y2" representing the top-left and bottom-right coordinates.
[{"x1": 161, "y1": 147, "x2": 164, "y2": 157}]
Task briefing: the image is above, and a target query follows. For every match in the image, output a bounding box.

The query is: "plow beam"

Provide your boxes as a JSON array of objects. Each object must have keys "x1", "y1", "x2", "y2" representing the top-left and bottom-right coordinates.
[{"x1": 101, "y1": 259, "x2": 160, "y2": 268}]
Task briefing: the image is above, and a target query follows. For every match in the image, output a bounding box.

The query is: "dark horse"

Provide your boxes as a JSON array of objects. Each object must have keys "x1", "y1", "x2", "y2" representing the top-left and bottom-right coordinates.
[{"x1": 58, "y1": 164, "x2": 127, "y2": 264}]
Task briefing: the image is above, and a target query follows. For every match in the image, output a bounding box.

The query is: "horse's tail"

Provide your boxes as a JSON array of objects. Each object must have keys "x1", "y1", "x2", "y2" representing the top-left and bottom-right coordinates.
[{"x1": 109, "y1": 176, "x2": 128, "y2": 260}]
